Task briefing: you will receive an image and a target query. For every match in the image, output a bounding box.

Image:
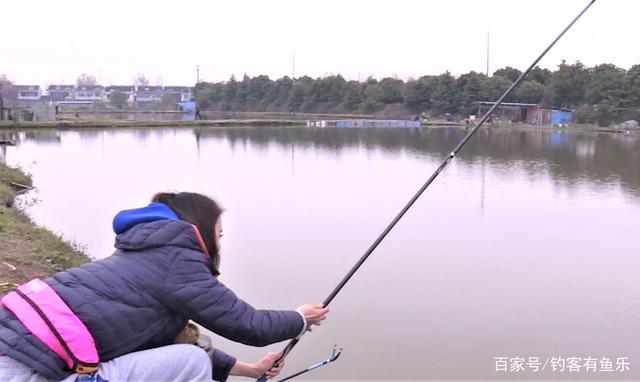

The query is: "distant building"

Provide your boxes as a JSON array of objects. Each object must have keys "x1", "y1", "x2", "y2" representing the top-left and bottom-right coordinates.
[
  {"x1": 11, "y1": 83, "x2": 197, "y2": 109},
  {"x1": 47, "y1": 85, "x2": 75, "y2": 102},
  {"x1": 550, "y1": 109, "x2": 573, "y2": 126},
  {"x1": 15, "y1": 85, "x2": 41, "y2": 100},
  {"x1": 477, "y1": 102, "x2": 573, "y2": 126},
  {"x1": 75, "y1": 85, "x2": 104, "y2": 101},
  {"x1": 163, "y1": 86, "x2": 194, "y2": 103},
  {"x1": 104, "y1": 85, "x2": 135, "y2": 105},
  {"x1": 136, "y1": 86, "x2": 163, "y2": 108}
]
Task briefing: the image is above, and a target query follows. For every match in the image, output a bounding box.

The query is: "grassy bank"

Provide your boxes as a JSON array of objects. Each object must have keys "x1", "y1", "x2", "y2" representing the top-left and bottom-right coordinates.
[{"x1": 0, "y1": 162, "x2": 90, "y2": 294}]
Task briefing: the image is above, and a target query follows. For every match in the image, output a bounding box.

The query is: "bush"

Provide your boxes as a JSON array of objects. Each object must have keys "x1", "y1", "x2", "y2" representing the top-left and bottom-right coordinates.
[
  {"x1": 595, "y1": 104, "x2": 616, "y2": 127},
  {"x1": 573, "y1": 105, "x2": 597, "y2": 124}
]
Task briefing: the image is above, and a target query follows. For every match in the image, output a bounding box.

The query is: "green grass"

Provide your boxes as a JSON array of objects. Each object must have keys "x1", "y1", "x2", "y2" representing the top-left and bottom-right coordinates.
[
  {"x1": 0, "y1": 163, "x2": 32, "y2": 187},
  {"x1": 0, "y1": 206, "x2": 9, "y2": 232}
]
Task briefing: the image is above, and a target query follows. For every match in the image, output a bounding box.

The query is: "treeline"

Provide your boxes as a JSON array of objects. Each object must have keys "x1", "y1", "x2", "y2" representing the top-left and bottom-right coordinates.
[{"x1": 195, "y1": 61, "x2": 640, "y2": 126}]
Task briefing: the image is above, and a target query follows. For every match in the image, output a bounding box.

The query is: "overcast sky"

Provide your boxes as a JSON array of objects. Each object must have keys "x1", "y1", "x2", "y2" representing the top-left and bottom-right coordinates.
[{"x1": 1, "y1": 0, "x2": 637, "y2": 87}]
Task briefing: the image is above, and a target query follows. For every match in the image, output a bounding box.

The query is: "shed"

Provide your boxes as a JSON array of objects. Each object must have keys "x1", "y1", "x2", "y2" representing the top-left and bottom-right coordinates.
[
  {"x1": 551, "y1": 110, "x2": 573, "y2": 125},
  {"x1": 477, "y1": 102, "x2": 573, "y2": 126}
]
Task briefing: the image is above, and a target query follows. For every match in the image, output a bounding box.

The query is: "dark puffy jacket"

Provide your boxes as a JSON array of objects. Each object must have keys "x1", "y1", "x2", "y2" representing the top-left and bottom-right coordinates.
[{"x1": 0, "y1": 213, "x2": 303, "y2": 381}]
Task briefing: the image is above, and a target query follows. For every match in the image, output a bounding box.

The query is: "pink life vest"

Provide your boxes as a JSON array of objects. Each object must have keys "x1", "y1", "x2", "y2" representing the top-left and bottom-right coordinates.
[{"x1": 1, "y1": 279, "x2": 99, "y2": 374}]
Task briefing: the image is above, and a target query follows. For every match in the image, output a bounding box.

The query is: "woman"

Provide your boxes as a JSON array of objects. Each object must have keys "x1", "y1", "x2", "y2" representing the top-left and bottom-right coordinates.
[{"x1": 0, "y1": 192, "x2": 329, "y2": 381}]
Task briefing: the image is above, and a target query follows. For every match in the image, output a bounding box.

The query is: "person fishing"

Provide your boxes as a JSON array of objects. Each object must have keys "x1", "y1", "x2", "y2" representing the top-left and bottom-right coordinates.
[{"x1": 0, "y1": 191, "x2": 329, "y2": 381}]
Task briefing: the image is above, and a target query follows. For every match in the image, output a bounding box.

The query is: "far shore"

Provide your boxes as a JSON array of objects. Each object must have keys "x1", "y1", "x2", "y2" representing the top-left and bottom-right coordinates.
[
  {"x1": 0, "y1": 119, "x2": 304, "y2": 129},
  {"x1": 0, "y1": 118, "x2": 638, "y2": 135}
]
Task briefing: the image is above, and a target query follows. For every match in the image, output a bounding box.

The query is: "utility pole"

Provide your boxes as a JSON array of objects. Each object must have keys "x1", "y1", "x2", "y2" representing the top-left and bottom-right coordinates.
[
  {"x1": 0, "y1": 86, "x2": 4, "y2": 121},
  {"x1": 292, "y1": 53, "x2": 295, "y2": 80},
  {"x1": 196, "y1": 65, "x2": 200, "y2": 84},
  {"x1": 0, "y1": 81, "x2": 4, "y2": 121},
  {"x1": 486, "y1": 31, "x2": 490, "y2": 76}
]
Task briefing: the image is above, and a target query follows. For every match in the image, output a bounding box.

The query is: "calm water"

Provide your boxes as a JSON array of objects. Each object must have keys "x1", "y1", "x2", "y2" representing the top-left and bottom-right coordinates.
[{"x1": 2, "y1": 126, "x2": 640, "y2": 381}]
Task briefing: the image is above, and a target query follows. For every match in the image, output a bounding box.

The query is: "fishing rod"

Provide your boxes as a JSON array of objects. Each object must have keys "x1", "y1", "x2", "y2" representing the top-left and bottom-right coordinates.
[
  {"x1": 257, "y1": 1, "x2": 596, "y2": 380},
  {"x1": 275, "y1": 346, "x2": 342, "y2": 382}
]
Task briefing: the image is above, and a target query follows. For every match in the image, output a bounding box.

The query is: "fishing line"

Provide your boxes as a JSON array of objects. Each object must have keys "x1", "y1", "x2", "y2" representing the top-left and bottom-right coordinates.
[{"x1": 257, "y1": 1, "x2": 597, "y2": 380}]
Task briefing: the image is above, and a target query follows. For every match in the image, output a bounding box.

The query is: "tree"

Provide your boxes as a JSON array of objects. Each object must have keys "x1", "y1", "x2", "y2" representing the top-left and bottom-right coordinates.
[
  {"x1": 362, "y1": 83, "x2": 384, "y2": 112},
  {"x1": 545, "y1": 60, "x2": 590, "y2": 107},
  {"x1": 513, "y1": 80, "x2": 545, "y2": 104},
  {"x1": 430, "y1": 72, "x2": 458, "y2": 113},
  {"x1": 0, "y1": 76, "x2": 8, "y2": 120},
  {"x1": 585, "y1": 63, "x2": 628, "y2": 106},
  {"x1": 105, "y1": 61, "x2": 640, "y2": 118},
  {"x1": 340, "y1": 81, "x2": 364, "y2": 112},
  {"x1": 77, "y1": 74, "x2": 97, "y2": 86},
  {"x1": 234, "y1": 74, "x2": 250, "y2": 106},
  {"x1": 594, "y1": 103, "x2": 616, "y2": 127},
  {"x1": 134, "y1": 73, "x2": 149, "y2": 86},
  {"x1": 287, "y1": 82, "x2": 306, "y2": 112},
  {"x1": 308, "y1": 75, "x2": 346, "y2": 105},
  {"x1": 493, "y1": 66, "x2": 522, "y2": 83},
  {"x1": 478, "y1": 75, "x2": 511, "y2": 102},
  {"x1": 379, "y1": 77, "x2": 404, "y2": 104},
  {"x1": 529, "y1": 66, "x2": 552, "y2": 85},
  {"x1": 247, "y1": 75, "x2": 273, "y2": 106},
  {"x1": 456, "y1": 71, "x2": 486, "y2": 115},
  {"x1": 0, "y1": 75, "x2": 17, "y2": 120},
  {"x1": 195, "y1": 82, "x2": 224, "y2": 109},
  {"x1": 264, "y1": 76, "x2": 292, "y2": 108},
  {"x1": 627, "y1": 64, "x2": 640, "y2": 107},
  {"x1": 0, "y1": 75, "x2": 16, "y2": 100},
  {"x1": 573, "y1": 105, "x2": 598, "y2": 124},
  {"x1": 223, "y1": 75, "x2": 238, "y2": 108},
  {"x1": 403, "y1": 79, "x2": 430, "y2": 112},
  {"x1": 110, "y1": 90, "x2": 128, "y2": 109}
]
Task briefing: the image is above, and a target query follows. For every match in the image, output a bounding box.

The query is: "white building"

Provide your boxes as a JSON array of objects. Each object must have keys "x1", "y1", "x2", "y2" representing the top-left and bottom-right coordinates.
[
  {"x1": 163, "y1": 86, "x2": 194, "y2": 102},
  {"x1": 15, "y1": 85, "x2": 41, "y2": 100},
  {"x1": 47, "y1": 85, "x2": 75, "y2": 102},
  {"x1": 74, "y1": 85, "x2": 104, "y2": 101},
  {"x1": 104, "y1": 86, "x2": 136, "y2": 104}
]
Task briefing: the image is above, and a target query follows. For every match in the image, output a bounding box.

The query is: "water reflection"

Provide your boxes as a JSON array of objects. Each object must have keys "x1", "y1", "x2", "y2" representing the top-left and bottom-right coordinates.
[
  {"x1": 1, "y1": 129, "x2": 60, "y2": 145},
  {"x1": 190, "y1": 127, "x2": 640, "y2": 197},
  {"x1": 58, "y1": 111, "x2": 191, "y2": 121}
]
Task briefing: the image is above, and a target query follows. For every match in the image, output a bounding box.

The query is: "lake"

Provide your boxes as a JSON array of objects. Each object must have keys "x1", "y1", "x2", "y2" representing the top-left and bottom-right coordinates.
[{"x1": 2, "y1": 126, "x2": 640, "y2": 381}]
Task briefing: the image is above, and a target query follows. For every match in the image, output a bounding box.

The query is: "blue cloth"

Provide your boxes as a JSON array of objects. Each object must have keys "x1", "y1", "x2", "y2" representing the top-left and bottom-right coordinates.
[
  {"x1": 76, "y1": 373, "x2": 109, "y2": 382},
  {"x1": 112, "y1": 202, "x2": 179, "y2": 234},
  {"x1": 0, "y1": 212, "x2": 304, "y2": 382}
]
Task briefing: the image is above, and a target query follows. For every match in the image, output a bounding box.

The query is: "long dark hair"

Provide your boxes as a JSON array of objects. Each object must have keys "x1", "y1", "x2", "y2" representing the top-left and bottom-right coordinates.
[{"x1": 152, "y1": 192, "x2": 223, "y2": 273}]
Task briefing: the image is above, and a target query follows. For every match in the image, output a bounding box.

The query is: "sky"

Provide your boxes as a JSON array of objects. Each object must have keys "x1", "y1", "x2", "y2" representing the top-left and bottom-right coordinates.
[{"x1": 1, "y1": 0, "x2": 638, "y2": 88}]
